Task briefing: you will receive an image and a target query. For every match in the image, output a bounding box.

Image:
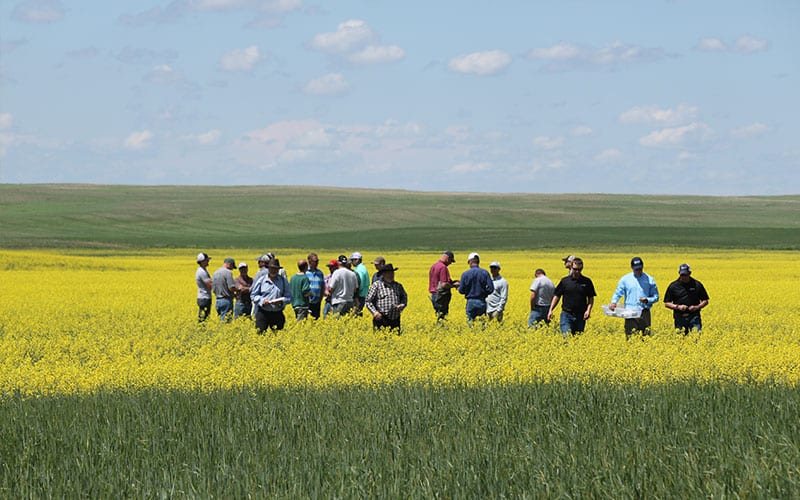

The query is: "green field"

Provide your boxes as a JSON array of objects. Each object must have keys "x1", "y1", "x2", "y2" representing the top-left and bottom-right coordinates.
[
  {"x1": 1, "y1": 184, "x2": 798, "y2": 249},
  {"x1": 3, "y1": 384, "x2": 798, "y2": 498}
]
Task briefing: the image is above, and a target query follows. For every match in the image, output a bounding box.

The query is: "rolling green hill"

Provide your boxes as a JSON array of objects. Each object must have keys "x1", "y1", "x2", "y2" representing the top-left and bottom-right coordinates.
[{"x1": 0, "y1": 184, "x2": 797, "y2": 249}]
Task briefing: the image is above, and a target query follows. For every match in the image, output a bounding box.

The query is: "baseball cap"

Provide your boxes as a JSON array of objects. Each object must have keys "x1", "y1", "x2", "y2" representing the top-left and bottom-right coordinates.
[
  {"x1": 679, "y1": 263, "x2": 692, "y2": 275},
  {"x1": 238, "y1": 262, "x2": 248, "y2": 269},
  {"x1": 443, "y1": 250, "x2": 455, "y2": 262},
  {"x1": 327, "y1": 259, "x2": 339, "y2": 268},
  {"x1": 224, "y1": 257, "x2": 236, "y2": 266},
  {"x1": 489, "y1": 261, "x2": 501, "y2": 269},
  {"x1": 468, "y1": 252, "x2": 480, "y2": 261},
  {"x1": 196, "y1": 252, "x2": 210, "y2": 262},
  {"x1": 337, "y1": 254, "x2": 349, "y2": 265},
  {"x1": 562, "y1": 255, "x2": 576, "y2": 262},
  {"x1": 257, "y1": 254, "x2": 271, "y2": 263},
  {"x1": 630, "y1": 257, "x2": 643, "y2": 269},
  {"x1": 373, "y1": 255, "x2": 385, "y2": 264},
  {"x1": 350, "y1": 251, "x2": 362, "y2": 260}
]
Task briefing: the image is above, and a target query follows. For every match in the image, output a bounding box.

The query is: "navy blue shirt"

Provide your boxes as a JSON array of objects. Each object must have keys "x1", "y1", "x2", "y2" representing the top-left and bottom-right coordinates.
[{"x1": 458, "y1": 266, "x2": 494, "y2": 300}]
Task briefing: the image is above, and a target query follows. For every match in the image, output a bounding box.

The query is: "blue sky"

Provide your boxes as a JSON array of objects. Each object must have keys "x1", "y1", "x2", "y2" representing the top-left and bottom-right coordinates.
[{"x1": 1, "y1": 1, "x2": 797, "y2": 194}]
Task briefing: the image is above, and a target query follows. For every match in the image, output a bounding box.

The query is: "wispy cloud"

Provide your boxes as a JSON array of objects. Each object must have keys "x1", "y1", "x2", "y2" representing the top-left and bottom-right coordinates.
[
  {"x1": 619, "y1": 104, "x2": 698, "y2": 126},
  {"x1": 219, "y1": 45, "x2": 262, "y2": 72},
  {"x1": 731, "y1": 122, "x2": 768, "y2": 139},
  {"x1": 639, "y1": 122, "x2": 711, "y2": 148},
  {"x1": 448, "y1": 50, "x2": 512, "y2": 76},
  {"x1": 303, "y1": 73, "x2": 350, "y2": 96},
  {"x1": 527, "y1": 41, "x2": 667, "y2": 71},
  {"x1": 309, "y1": 19, "x2": 374, "y2": 54},
  {"x1": 12, "y1": 0, "x2": 65, "y2": 23},
  {"x1": 124, "y1": 130, "x2": 154, "y2": 150},
  {"x1": 695, "y1": 35, "x2": 769, "y2": 53}
]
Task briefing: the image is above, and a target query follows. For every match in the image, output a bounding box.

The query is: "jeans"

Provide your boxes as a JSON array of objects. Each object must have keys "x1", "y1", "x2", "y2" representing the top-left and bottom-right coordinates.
[
  {"x1": 234, "y1": 300, "x2": 251, "y2": 320},
  {"x1": 293, "y1": 306, "x2": 310, "y2": 321},
  {"x1": 197, "y1": 298, "x2": 211, "y2": 323},
  {"x1": 488, "y1": 310, "x2": 503, "y2": 322},
  {"x1": 331, "y1": 301, "x2": 354, "y2": 317},
  {"x1": 255, "y1": 308, "x2": 285, "y2": 332},
  {"x1": 528, "y1": 305, "x2": 551, "y2": 327},
  {"x1": 215, "y1": 298, "x2": 233, "y2": 322},
  {"x1": 323, "y1": 301, "x2": 332, "y2": 318},
  {"x1": 372, "y1": 315, "x2": 401, "y2": 331},
  {"x1": 465, "y1": 298, "x2": 487, "y2": 322},
  {"x1": 431, "y1": 289, "x2": 451, "y2": 320},
  {"x1": 560, "y1": 311, "x2": 586, "y2": 336},
  {"x1": 675, "y1": 313, "x2": 702, "y2": 334},
  {"x1": 308, "y1": 301, "x2": 321, "y2": 319}
]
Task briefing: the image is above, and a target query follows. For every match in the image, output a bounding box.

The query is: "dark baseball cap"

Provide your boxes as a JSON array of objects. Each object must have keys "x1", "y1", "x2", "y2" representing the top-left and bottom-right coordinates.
[
  {"x1": 443, "y1": 250, "x2": 455, "y2": 262},
  {"x1": 679, "y1": 263, "x2": 692, "y2": 275},
  {"x1": 630, "y1": 257, "x2": 643, "y2": 269}
]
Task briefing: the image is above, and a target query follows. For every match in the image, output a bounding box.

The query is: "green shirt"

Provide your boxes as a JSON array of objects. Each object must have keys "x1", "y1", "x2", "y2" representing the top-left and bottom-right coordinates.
[{"x1": 290, "y1": 273, "x2": 311, "y2": 308}]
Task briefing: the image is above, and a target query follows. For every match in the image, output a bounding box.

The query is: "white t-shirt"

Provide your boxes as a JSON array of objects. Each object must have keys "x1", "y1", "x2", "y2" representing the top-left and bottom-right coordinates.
[
  {"x1": 196, "y1": 266, "x2": 211, "y2": 300},
  {"x1": 530, "y1": 275, "x2": 555, "y2": 307},
  {"x1": 328, "y1": 268, "x2": 358, "y2": 305}
]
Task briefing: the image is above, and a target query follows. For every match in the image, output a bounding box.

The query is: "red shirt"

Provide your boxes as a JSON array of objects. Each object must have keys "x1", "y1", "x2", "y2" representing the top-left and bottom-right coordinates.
[{"x1": 428, "y1": 260, "x2": 452, "y2": 294}]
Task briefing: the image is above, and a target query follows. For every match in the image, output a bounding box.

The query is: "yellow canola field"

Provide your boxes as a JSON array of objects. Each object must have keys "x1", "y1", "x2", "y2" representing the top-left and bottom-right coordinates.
[{"x1": 1, "y1": 249, "x2": 798, "y2": 395}]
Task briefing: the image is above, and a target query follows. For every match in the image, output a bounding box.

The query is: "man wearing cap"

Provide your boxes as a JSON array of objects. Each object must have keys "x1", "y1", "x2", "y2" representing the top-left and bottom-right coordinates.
[
  {"x1": 233, "y1": 262, "x2": 253, "y2": 320},
  {"x1": 290, "y1": 259, "x2": 312, "y2": 321},
  {"x1": 664, "y1": 263, "x2": 709, "y2": 334},
  {"x1": 529, "y1": 268, "x2": 555, "y2": 328},
  {"x1": 212, "y1": 257, "x2": 237, "y2": 322},
  {"x1": 428, "y1": 251, "x2": 459, "y2": 321},
  {"x1": 371, "y1": 256, "x2": 386, "y2": 284},
  {"x1": 458, "y1": 252, "x2": 494, "y2": 323},
  {"x1": 562, "y1": 255, "x2": 576, "y2": 276},
  {"x1": 350, "y1": 252, "x2": 370, "y2": 316},
  {"x1": 195, "y1": 252, "x2": 213, "y2": 323},
  {"x1": 305, "y1": 252, "x2": 325, "y2": 319},
  {"x1": 548, "y1": 257, "x2": 597, "y2": 336},
  {"x1": 322, "y1": 259, "x2": 338, "y2": 318},
  {"x1": 250, "y1": 258, "x2": 292, "y2": 332},
  {"x1": 609, "y1": 257, "x2": 659, "y2": 339},
  {"x1": 365, "y1": 264, "x2": 407, "y2": 331},
  {"x1": 486, "y1": 262, "x2": 508, "y2": 322},
  {"x1": 327, "y1": 255, "x2": 358, "y2": 317}
]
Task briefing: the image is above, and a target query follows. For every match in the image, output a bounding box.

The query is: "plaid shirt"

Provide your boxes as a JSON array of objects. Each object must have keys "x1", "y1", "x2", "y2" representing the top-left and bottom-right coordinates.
[{"x1": 365, "y1": 279, "x2": 408, "y2": 320}]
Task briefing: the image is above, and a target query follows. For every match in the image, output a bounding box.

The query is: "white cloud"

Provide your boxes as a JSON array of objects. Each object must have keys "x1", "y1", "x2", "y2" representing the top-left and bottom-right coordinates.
[
  {"x1": 375, "y1": 120, "x2": 422, "y2": 138},
  {"x1": 594, "y1": 149, "x2": 623, "y2": 163},
  {"x1": 303, "y1": 73, "x2": 350, "y2": 96},
  {"x1": 12, "y1": 0, "x2": 65, "y2": 23},
  {"x1": 639, "y1": 122, "x2": 711, "y2": 148},
  {"x1": 347, "y1": 45, "x2": 405, "y2": 65},
  {"x1": 220, "y1": 45, "x2": 261, "y2": 72},
  {"x1": 197, "y1": 129, "x2": 222, "y2": 145},
  {"x1": 450, "y1": 162, "x2": 491, "y2": 174},
  {"x1": 260, "y1": 0, "x2": 303, "y2": 13},
  {"x1": 731, "y1": 122, "x2": 768, "y2": 139},
  {"x1": 0, "y1": 113, "x2": 13, "y2": 130},
  {"x1": 124, "y1": 130, "x2": 154, "y2": 150},
  {"x1": 448, "y1": 50, "x2": 512, "y2": 76},
  {"x1": 532, "y1": 135, "x2": 564, "y2": 150},
  {"x1": 570, "y1": 125, "x2": 593, "y2": 137},
  {"x1": 527, "y1": 41, "x2": 666, "y2": 71},
  {"x1": 735, "y1": 36, "x2": 769, "y2": 53},
  {"x1": 619, "y1": 104, "x2": 698, "y2": 126},
  {"x1": 695, "y1": 38, "x2": 727, "y2": 52},
  {"x1": 146, "y1": 64, "x2": 181, "y2": 84},
  {"x1": 309, "y1": 19, "x2": 374, "y2": 54}
]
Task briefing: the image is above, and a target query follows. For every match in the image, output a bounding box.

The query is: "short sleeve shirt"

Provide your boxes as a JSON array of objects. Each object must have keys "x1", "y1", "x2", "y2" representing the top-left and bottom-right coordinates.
[
  {"x1": 196, "y1": 267, "x2": 211, "y2": 300},
  {"x1": 554, "y1": 274, "x2": 597, "y2": 316},
  {"x1": 530, "y1": 275, "x2": 556, "y2": 307}
]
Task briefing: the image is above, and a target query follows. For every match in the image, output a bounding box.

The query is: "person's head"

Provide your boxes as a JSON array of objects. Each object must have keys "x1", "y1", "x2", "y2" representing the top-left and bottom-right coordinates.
[
  {"x1": 257, "y1": 254, "x2": 270, "y2": 268},
  {"x1": 489, "y1": 261, "x2": 501, "y2": 277},
  {"x1": 238, "y1": 262, "x2": 249, "y2": 276},
  {"x1": 535, "y1": 268, "x2": 546, "y2": 277},
  {"x1": 267, "y1": 258, "x2": 281, "y2": 277},
  {"x1": 307, "y1": 252, "x2": 320, "y2": 270},
  {"x1": 441, "y1": 251, "x2": 455, "y2": 266},
  {"x1": 571, "y1": 257, "x2": 584, "y2": 275},
  {"x1": 678, "y1": 263, "x2": 692, "y2": 282},
  {"x1": 297, "y1": 259, "x2": 308, "y2": 273},
  {"x1": 350, "y1": 252, "x2": 362, "y2": 266},
  {"x1": 223, "y1": 257, "x2": 236, "y2": 270},
  {"x1": 338, "y1": 254, "x2": 350, "y2": 269},
  {"x1": 562, "y1": 255, "x2": 576, "y2": 269},
  {"x1": 468, "y1": 252, "x2": 480, "y2": 267},
  {"x1": 380, "y1": 263, "x2": 398, "y2": 283},
  {"x1": 196, "y1": 252, "x2": 211, "y2": 268},
  {"x1": 373, "y1": 256, "x2": 385, "y2": 270},
  {"x1": 630, "y1": 256, "x2": 644, "y2": 276},
  {"x1": 327, "y1": 259, "x2": 339, "y2": 273}
]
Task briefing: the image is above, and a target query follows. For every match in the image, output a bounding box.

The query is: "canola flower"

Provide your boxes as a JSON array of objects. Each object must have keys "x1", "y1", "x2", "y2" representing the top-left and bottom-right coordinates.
[{"x1": 1, "y1": 249, "x2": 798, "y2": 396}]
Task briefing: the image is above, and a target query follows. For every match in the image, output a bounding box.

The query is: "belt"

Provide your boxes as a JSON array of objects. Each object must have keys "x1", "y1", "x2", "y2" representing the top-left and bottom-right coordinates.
[{"x1": 216, "y1": 296, "x2": 232, "y2": 300}]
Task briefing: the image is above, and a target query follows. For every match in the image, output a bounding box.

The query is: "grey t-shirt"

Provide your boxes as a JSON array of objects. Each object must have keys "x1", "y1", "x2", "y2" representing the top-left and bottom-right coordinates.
[
  {"x1": 212, "y1": 266, "x2": 235, "y2": 299},
  {"x1": 196, "y1": 266, "x2": 211, "y2": 300},
  {"x1": 530, "y1": 275, "x2": 556, "y2": 307}
]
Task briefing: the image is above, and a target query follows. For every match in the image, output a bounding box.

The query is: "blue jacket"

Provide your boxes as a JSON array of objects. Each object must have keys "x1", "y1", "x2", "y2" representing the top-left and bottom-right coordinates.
[{"x1": 458, "y1": 266, "x2": 494, "y2": 300}]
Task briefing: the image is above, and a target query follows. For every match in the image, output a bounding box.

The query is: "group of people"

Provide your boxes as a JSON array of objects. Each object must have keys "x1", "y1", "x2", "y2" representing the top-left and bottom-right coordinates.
[{"x1": 195, "y1": 250, "x2": 709, "y2": 336}]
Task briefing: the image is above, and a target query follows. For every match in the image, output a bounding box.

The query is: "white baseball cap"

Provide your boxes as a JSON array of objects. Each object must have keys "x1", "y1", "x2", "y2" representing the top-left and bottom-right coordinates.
[
  {"x1": 238, "y1": 262, "x2": 248, "y2": 268},
  {"x1": 489, "y1": 261, "x2": 501, "y2": 269},
  {"x1": 468, "y1": 252, "x2": 480, "y2": 261},
  {"x1": 350, "y1": 251, "x2": 362, "y2": 260},
  {"x1": 196, "y1": 252, "x2": 210, "y2": 262}
]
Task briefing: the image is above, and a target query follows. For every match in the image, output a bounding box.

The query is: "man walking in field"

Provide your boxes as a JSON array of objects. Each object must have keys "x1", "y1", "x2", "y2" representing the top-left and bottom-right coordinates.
[
  {"x1": 290, "y1": 259, "x2": 312, "y2": 320},
  {"x1": 548, "y1": 257, "x2": 596, "y2": 336},
  {"x1": 350, "y1": 252, "x2": 370, "y2": 316},
  {"x1": 609, "y1": 257, "x2": 659, "y2": 339},
  {"x1": 195, "y1": 252, "x2": 213, "y2": 323},
  {"x1": 664, "y1": 263, "x2": 709, "y2": 334},
  {"x1": 233, "y1": 262, "x2": 253, "y2": 320},
  {"x1": 528, "y1": 268, "x2": 555, "y2": 327},
  {"x1": 429, "y1": 251, "x2": 459, "y2": 321},
  {"x1": 365, "y1": 264, "x2": 407, "y2": 331},
  {"x1": 251, "y1": 258, "x2": 292, "y2": 332},
  {"x1": 458, "y1": 252, "x2": 494, "y2": 323},
  {"x1": 486, "y1": 261, "x2": 508, "y2": 322},
  {"x1": 212, "y1": 257, "x2": 237, "y2": 322},
  {"x1": 305, "y1": 252, "x2": 325, "y2": 319}
]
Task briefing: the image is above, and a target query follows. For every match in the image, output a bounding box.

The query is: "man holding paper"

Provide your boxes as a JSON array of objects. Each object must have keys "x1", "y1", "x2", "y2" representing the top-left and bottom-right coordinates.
[{"x1": 251, "y1": 258, "x2": 292, "y2": 332}]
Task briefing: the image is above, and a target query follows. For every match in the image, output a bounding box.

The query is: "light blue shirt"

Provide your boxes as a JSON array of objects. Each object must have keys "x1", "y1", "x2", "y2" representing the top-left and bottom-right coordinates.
[
  {"x1": 250, "y1": 273, "x2": 292, "y2": 312},
  {"x1": 611, "y1": 271, "x2": 659, "y2": 309}
]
